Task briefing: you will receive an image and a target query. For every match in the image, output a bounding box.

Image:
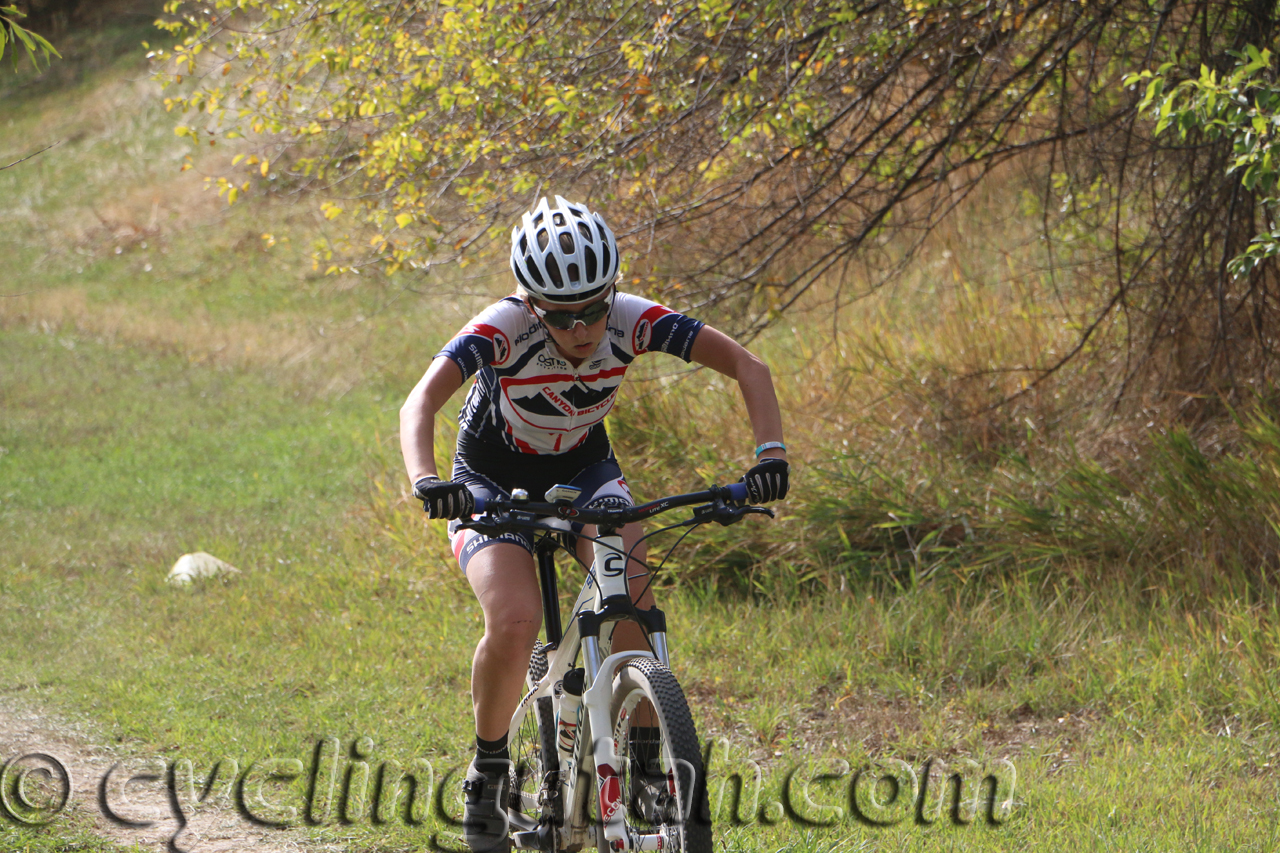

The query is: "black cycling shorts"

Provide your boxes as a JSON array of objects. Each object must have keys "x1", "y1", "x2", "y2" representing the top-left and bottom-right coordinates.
[{"x1": 447, "y1": 428, "x2": 633, "y2": 576}]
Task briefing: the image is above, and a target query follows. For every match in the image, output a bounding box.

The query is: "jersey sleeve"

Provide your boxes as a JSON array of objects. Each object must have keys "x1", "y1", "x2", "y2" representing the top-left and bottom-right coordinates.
[
  {"x1": 616, "y1": 293, "x2": 704, "y2": 362},
  {"x1": 435, "y1": 298, "x2": 521, "y2": 380}
]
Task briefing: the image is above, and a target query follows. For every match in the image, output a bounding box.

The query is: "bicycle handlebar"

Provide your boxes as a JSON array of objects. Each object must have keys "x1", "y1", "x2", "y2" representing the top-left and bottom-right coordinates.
[{"x1": 460, "y1": 481, "x2": 765, "y2": 534}]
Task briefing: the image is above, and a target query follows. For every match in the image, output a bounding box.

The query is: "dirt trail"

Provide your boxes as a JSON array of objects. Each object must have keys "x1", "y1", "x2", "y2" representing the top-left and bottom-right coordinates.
[{"x1": 0, "y1": 700, "x2": 338, "y2": 853}]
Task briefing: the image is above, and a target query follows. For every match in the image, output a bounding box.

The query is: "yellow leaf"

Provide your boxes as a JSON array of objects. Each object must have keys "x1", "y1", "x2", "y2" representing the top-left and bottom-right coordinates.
[
  {"x1": 395, "y1": 212, "x2": 414, "y2": 228},
  {"x1": 260, "y1": 160, "x2": 270, "y2": 177}
]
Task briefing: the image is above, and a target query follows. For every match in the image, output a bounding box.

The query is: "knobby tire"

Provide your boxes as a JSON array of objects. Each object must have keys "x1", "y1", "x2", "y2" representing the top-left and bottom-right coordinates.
[{"x1": 608, "y1": 657, "x2": 712, "y2": 853}]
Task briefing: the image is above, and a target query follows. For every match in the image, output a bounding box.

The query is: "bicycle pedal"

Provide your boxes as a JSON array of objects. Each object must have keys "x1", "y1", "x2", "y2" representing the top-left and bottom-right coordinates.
[
  {"x1": 510, "y1": 824, "x2": 556, "y2": 850},
  {"x1": 511, "y1": 829, "x2": 540, "y2": 849}
]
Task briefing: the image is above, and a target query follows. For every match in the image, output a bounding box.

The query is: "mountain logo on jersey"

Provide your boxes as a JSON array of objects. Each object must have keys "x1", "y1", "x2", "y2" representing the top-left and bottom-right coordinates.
[
  {"x1": 633, "y1": 305, "x2": 675, "y2": 354},
  {"x1": 499, "y1": 367, "x2": 628, "y2": 432}
]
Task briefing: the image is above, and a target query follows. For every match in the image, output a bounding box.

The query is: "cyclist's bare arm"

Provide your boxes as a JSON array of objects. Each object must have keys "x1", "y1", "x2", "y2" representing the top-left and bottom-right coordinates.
[
  {"x1": 689, "y1": 325, "x2": 787, "y2": 460},
  {"x1": 399, "y1": 356, "x2": 465, "y2": 484}
]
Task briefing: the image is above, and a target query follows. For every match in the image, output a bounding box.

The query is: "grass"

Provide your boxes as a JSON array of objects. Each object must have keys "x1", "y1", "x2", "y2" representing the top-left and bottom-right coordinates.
[{"x1": 3, "y1": 11, "x2": 1280, "y2": 852}]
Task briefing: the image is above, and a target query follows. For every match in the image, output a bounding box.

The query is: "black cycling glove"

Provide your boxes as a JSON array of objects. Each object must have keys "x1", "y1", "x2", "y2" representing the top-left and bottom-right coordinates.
[
  {"x1": 741, "y1": 458, "x2": 789, "y2": 503},
  {"x1": 413, "y1": 476, "x2": 476, "y2": 520}
]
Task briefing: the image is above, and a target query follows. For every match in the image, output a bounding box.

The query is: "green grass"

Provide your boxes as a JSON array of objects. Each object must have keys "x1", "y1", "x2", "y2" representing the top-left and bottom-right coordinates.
[
  {"x1": 2, "y1": 820, "x2": 142, "y2": 853},
  {"x1": 3, "y1": 318, "x2": 1278, "y2": 849},
  {"x1": 3, "y1": 12, "x2": 1280, "y2": 852}
]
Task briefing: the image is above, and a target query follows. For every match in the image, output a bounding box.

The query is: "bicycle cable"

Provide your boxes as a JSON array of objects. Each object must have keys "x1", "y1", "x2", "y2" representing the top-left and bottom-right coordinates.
[
  {"x1": 625, "y1": 520, "x2": 708, "y2": 610},
  {"x1": 552, "y1": 517, "x2": 708, "y2": 657}
]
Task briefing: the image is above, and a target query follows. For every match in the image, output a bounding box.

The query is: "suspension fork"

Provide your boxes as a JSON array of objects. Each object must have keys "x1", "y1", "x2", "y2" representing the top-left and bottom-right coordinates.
[{"x1": 581, "y1": 529, "x2": 672, "y2": 677}]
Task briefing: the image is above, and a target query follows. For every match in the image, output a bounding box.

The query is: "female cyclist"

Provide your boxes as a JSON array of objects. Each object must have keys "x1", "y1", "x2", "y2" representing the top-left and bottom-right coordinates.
[{"x1": 399, "y1": 196, "x2": 788, "y2": 852}]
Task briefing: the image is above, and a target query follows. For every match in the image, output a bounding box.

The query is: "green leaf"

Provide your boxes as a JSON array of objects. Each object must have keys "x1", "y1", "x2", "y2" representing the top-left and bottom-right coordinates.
[{"x1": 1243, "y1": 164, "x2": 1260, "y2": 191}]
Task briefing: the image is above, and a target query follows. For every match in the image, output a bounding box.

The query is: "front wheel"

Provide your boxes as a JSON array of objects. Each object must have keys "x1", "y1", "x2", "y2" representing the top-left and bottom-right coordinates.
[
  {"x1": 607, "y1": 657, "x2": 712, "y2": 853},
  {"x1": 509, "y1": 694, "x2": 559, "y2": 831}
]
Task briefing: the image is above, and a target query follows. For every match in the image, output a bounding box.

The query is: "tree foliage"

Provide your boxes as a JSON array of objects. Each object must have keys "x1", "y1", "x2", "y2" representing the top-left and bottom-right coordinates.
[
  {"x1": 153, "y1": 0, "x2": 1280, "y2": 409},
  {"x1": 1133, "y1": 45, "x2": 1280, "y2": 279},
  {"x1": 1, "y1": 3, "x2": 59, "y2": 69}
]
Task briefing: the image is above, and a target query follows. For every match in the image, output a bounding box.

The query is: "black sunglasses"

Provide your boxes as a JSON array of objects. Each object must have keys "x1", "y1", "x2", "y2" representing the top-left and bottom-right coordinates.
[{"x1": 531, "y1": 289, "x2": 614, "y2": 331}]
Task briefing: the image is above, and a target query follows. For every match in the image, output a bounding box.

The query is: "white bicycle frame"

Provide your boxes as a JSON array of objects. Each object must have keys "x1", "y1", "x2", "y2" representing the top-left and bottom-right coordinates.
[{"x1": 508, "y1": 528, "x2": 672, "y2": 852}]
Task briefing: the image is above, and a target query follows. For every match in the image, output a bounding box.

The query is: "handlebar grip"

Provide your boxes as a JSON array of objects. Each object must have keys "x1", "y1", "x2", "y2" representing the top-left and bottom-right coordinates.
[
  {"x1": 471, "y1": 494, "x2": 487, "y2": 513},
  {"x1": 726, "y1": 482, "x2": 749, "y2": 502}
]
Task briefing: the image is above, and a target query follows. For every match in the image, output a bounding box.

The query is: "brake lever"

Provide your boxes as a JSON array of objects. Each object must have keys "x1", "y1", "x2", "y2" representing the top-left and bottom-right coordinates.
[
  {"x1": 692, "y1": 501, "x2": 776, "y2": 527},
  {"x1": 455, "y1": 515, "x2": 502, "y2": 536}
]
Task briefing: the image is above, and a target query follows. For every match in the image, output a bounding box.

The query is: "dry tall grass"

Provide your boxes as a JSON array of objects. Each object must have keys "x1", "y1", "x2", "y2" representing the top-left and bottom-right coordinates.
[{"x1": 589, "y1": 174, "x2": 1280, "y2": 597}]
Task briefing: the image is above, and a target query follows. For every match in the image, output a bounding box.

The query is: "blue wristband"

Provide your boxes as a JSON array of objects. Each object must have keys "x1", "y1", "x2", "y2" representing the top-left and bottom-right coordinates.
[{"x1": 754, "y1": 441, "x2": 787, "y2": 458}]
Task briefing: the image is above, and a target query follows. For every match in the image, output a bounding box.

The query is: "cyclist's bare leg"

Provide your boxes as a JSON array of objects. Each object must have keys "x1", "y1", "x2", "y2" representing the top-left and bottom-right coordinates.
[
  {"x1": 465, "y1": 542, "x2": 543, "y2": 741},
  {"x1": 577, "y1": 521, "x2": 657, "y2": 725}
]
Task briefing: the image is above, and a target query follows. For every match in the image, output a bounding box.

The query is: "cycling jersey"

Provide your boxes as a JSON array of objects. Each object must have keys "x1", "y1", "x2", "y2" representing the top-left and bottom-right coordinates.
[{"x1": 437, "y1": 293, "x2": 704, "y2": 455}]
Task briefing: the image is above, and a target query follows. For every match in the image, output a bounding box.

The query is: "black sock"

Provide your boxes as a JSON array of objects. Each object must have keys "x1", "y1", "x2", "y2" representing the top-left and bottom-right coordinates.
[{"x1": 476, "y1": 733, "x2": 510, "y2": 762}]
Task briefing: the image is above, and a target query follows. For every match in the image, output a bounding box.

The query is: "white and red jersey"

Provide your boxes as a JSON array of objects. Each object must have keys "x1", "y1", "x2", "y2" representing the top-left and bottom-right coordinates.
[{"x1": 437, "y1": 293, "x2": 704, "y2": 455}]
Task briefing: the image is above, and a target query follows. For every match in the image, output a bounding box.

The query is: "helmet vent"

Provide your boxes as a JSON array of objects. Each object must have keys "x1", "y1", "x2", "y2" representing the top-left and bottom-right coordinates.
[{"x1": 509, "y1": 195, "x2": 619, "y2": 299}]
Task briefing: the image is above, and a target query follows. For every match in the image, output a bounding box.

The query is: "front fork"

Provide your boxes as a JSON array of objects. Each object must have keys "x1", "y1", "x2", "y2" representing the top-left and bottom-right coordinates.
[
  {"x1": 581, "y1": 650, "x2": 659, "y2": 851},
  {"x1": 578, "y1": 534, "x2": 673, "y2": 850}
]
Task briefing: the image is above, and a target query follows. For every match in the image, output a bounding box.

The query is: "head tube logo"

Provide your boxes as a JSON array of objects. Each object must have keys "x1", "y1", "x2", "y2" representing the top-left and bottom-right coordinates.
[{"x1": 1, "y1": 752, "x2": 71, "y2": 825}]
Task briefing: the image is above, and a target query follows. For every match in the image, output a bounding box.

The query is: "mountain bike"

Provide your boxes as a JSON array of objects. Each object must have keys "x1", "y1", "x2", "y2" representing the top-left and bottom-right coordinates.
[{"x1": 456, "y1": 481, "x2": 772, "y2": 853}]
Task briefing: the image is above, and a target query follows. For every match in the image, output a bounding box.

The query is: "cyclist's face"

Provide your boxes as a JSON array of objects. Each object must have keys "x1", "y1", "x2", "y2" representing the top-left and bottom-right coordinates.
[{"x1": 530, "y1": 290, "x2": 612, "y2": 361}]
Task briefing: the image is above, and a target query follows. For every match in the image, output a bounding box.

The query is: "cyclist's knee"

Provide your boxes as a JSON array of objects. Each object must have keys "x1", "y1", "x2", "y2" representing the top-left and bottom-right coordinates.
[
  {"x1": 482, "y1": 600, "x2": 542, "y2": 648},
  {"x1": 473, "y1": 584, "x2": 539, "y2": 649}
]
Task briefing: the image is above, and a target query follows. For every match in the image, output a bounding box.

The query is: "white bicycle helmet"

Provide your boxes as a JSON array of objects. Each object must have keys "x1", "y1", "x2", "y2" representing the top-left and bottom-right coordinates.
[{"x1": 510, "y1": 196, "x2": 619, "y2": 303}]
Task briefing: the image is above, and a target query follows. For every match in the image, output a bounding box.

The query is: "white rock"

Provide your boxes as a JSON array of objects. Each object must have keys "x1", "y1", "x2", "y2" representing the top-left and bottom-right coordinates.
[{"x1": 166, "y1": 552, "x2": 241, "y2": 585}]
